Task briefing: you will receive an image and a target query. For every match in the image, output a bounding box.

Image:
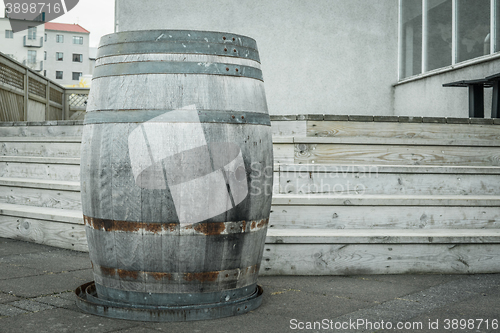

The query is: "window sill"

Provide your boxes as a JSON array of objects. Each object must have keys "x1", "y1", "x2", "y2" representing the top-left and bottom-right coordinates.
[{"x1": 395, "y1": 52, "x2": 500, "y2": 87}]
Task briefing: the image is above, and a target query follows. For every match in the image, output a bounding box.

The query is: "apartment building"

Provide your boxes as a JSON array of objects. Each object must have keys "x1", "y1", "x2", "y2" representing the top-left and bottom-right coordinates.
[
  {"x1": 0, "y1": 17, "x2": 44, "y2": 72},
  {"x1": 44, "y1": 22, "x2": 91, "y2": 86}
]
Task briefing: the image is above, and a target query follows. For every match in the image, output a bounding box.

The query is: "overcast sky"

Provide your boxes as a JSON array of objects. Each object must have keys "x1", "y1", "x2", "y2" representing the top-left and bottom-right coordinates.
[{"x1": 1, "y1": 0, "x2": 115, "y2": 47}]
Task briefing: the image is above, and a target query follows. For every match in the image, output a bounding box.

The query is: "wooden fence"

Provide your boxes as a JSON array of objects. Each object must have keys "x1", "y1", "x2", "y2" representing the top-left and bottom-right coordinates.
[{"x1": 0, "y1": 52, "x2": 89, "y2": 122}]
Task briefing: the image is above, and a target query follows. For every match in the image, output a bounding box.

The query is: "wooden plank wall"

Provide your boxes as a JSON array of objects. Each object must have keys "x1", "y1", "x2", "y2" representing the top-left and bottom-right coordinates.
[
  {"x1": 0, "y1": 89, "x2": 24, "y2": 121},
  {"x1": 0, "y1": 53, "x2": 70, "y2": 122}
]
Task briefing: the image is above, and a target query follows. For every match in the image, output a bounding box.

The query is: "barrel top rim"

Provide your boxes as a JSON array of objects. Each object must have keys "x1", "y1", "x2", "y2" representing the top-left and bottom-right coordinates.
[{"x1": 99, "y1": 29, "x2": 258, "y2": 47}]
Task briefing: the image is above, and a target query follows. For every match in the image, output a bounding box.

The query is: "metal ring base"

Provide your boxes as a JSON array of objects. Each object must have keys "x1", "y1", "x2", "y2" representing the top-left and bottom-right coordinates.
[{"x1": 75, "y1": 281, "x2": 263, "y2": 322}]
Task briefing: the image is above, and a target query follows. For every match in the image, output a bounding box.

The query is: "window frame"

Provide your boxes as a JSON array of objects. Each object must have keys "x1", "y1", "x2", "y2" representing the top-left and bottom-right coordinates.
[
  {"x1": 399, "y1": 0, "x2": 496, "y2": 80},
  {"x1": 56, "y1": 34, "x2": 64, "y2": 43},
  {"x1": 56, "y1": 52, "x2": 64, "y2": 61},
  {"x1": 56, "y1": 71, "x2": 63, "y2": 80},
  {"x1": 27, "y1": 26, "x2": 37, "y2": 40},
  {"x1": 72, "y1": 72, "x2": 82, "y2": 81},
  {"x1": 5, "y1": 30, "x2": 13, "y2": 39},
  {"x1": 72, "y1": 53, "x2": 83, "y2": 62},
  {"x1": 27, "y1": 50, "x2": 37, "y2": 64},
  {"x1": 72, "y1": 36, "x2": 84, "y2": 45}
]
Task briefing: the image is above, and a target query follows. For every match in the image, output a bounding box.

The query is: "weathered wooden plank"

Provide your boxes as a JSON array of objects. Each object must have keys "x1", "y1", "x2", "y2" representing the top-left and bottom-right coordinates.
[
  {"x1": 111, "y1": 123, "x2": 142, "y2": 222},
  {"x1": 271, "y1": 194, "x2": 500, "y2": 206},
  {"x1": 269, "y1": 205, "x2": 500, "y2": 229},
  {"x1": 273, "y1": 144, "x2": 294, "y2": 164},
  {"x1": 280, "y1": 169, "x2": 500, "y2": 195},
  {"x1": 260, "y1": 243, "x2": 500, "y2": 275},
  {"x1": 307, "y1": 121, "x2": 500, "y2": 145},
  {"x1": 0, "y1": 137, "x2": 81, "y2": 142},
  {"x1": 87, "y1": 75, "x2": 268, "y2": 113},
  {"x1": 0, "y1": 142, "x2": 81, "y2": 157},
  {"x1": 0, "y1": 156, "x2": 80, "y2": 164},
  {"x1": 0, "y1": 177, "x2": 79, "y2": 191},
  {"x1": 0, "y1": 89, "x2": 24, "y2": 122},
  {"x1": 0, "y1": 162, "x2": 80, "y2": 181},
  {"x1": 0, "y1": 125, "x2": 83, "y2": 137},
  {"x1": 26, "y1": 100, "x2": 46, "y2": 121},
  {"x1": 0, "y1": 202, "x2": 83, "y2": 224},
  {"x1": 271, "y1": 205, "x2": 500, "y2": 230},
  {"x1": 279, "y1": 164, "x2": 500, "y2": 174},
  {"x1": 295, "y1": 136, "x2": 500, "y2": 147},
  {"x1": 0, "y1": 185, "x2": 82, "y2": 210},
  {"x1": 0, "y1": 215, "x2": 87, "y2": 251},
  {"x1": 265, "y1": 228, "x2": 500, "y2": 244},
  {"x1": 290, "y1": 143, "x2": 500, "y2": 166},
  {"x1": 271, "y1": 120, "x2": 306, "y2": 136}
]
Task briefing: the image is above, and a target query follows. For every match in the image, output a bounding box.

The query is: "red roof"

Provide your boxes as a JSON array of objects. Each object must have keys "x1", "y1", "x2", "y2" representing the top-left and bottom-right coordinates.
[{"x1": 44, "y1": 22, "x2": 90, "y2": 34}]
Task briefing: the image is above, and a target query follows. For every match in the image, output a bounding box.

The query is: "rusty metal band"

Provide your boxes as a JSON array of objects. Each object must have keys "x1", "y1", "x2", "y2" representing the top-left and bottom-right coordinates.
[
  {"x1": 92, "y1": 61, "x2": 263, "y2": 81},
  {"x1": 92, "y1": 262, "x2": 259, "y2": 290},
  {"x1": 84, "y1": 110, "x2": 271, "y2": 126},
  {"x1": 76, "y1": 281, "x2": 263, "y2": 321},
  {"x1": 83, "y1": 215, "x2": 269, "y2": 235},
  {"x1": 99, "y1": 30, "x2": 258, "y2": 50}
]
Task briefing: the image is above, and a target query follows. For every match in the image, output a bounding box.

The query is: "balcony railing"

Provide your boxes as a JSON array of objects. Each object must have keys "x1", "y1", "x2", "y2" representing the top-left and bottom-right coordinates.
[
  {"x1": 23, "y1": 36, "x2": 43, "y2": 48},
  {"x1": 22, "y1": 60, "x2": 43, "y2": 72},
  {"x1": 1, "y1": 52, "x2": 89, "y2": 121}
]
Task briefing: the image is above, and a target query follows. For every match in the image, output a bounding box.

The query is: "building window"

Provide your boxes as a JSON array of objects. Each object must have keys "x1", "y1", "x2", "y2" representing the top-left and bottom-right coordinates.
[
  {"x1": 72, "y1": 36, "x2": 83, "y2": 44},
  {"x1": 27, "y1": 26, "x2": 37, "y2": 40},
  {"x1": 399, "y1": 0, "x2": 494, "y2": 79},
  {"x1": 72, "y1": 54, "x2": 83, "y2": 62},
  {"x1": 56, "y1": 52, "x2": 63, "y2": 61},
  {"x1": 56, "y1": 34, "x2": 64, "y2": 43},
  {"x1": 44, "y1": 51, "x2": 47, "y2": 60},
  {"x1": 27, "y1": 50, "x2": 36, "y2": 64},
  {"x1": 44, "y1": 33, "x2": 47, "y2": 42},
  {"x1": 43, "y1": 70, "x2": 46, "y2": 76},
  {"x1": 56, "y1": 71, "x2": 63, "y2": 80},
  {"x1": 5, "y1": 30, "x2": 13, "y2": 38},
  {"x1": 72, "y1": 72, "x2": 82, "y2": 80},
  {"x1": 457, "y1": 0, "x2": 490, "y2": 63}
]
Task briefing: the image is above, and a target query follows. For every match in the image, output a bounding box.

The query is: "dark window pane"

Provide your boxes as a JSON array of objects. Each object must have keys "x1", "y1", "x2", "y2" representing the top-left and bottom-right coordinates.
[
  {"x1": 426, "y1": 0, "x2": 452, "y2": 71},
  {"x1": 457, "y1": 0, "x2": 490, "y2": 62},
  {"x1": 401, "y1": 0, "x2": 423, "y2": 78}
]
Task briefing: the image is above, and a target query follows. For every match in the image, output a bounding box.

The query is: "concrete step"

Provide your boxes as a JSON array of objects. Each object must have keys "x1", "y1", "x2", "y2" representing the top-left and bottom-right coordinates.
[{"x1": 277, "y1": 164, "x2": 500, "y2": 196}]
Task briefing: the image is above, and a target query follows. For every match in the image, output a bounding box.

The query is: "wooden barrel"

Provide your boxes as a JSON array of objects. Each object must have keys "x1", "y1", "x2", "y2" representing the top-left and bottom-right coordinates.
[{"x1": 78, "y1": 30, "x2": 272, "y2": 321}]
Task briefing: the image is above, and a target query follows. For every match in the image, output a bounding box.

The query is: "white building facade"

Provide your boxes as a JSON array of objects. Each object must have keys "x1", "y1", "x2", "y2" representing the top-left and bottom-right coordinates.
[
  {"x1": 114, "y1": 0, "x2": 500, "y2": 118},
  {"x1": 43, "y1": 22, "x2": 91, "y2": 86},
  {"x1": 0, "y1": 17, "x2": 44, "y2": 72}
]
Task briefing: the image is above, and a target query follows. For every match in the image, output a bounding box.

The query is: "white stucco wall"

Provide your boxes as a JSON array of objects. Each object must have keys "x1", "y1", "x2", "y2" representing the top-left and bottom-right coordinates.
[
  {"x1": 394, "y1": 57, "x2": 500, "y2": 118},
  {"x1": 114, "y1": 0, "x2": 399, "y2": 116}
]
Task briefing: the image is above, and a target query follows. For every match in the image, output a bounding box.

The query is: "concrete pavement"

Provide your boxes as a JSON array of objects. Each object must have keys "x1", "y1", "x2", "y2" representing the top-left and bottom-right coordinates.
[{"x1": 0, "y1": 237, "x2": 499, "y2": 333}]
